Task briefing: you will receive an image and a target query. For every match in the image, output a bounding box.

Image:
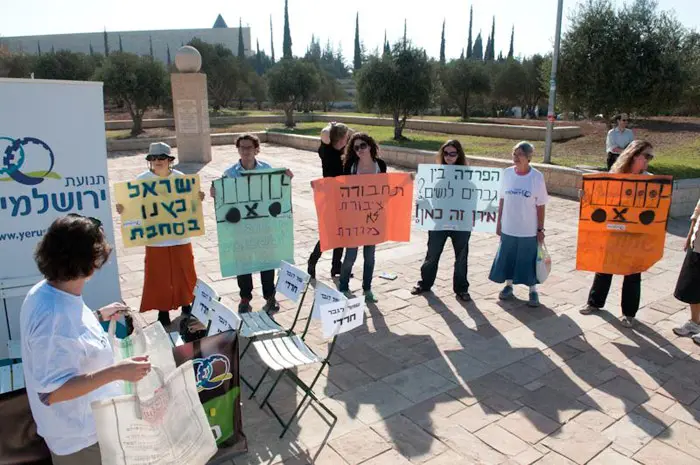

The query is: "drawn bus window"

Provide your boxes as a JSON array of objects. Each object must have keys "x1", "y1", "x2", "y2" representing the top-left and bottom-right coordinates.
[
  {"x1": 215, "y1": 170, "x2": 291, "y2": 225},
  {"x1": 580, "y1": 175, "x2": 672, "y2": 232}
]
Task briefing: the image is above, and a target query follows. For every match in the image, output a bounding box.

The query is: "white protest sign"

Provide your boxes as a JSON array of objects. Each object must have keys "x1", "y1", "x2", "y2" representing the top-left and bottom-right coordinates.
[
  {"x1": 191, "y1": 279, "x2": 220, "y2": 324},
  {"x1": 207, "y1": 299, "x2": 242, "y2": 334},
  {"x1": 0, "y1": 78, "x2": 121, "y2": 359},
  {"x1": 276, "y1": 261, "x2": 310, "y2": 302},
  {"x1": 312, "y1": 281, "x2": 346, "y2": 320},
  {"x1": 320, "y1": 297, "x2": 365, "y2": 338},
  {"x1": 414, "y1": 164, "x2": 502, "y2": 233}
]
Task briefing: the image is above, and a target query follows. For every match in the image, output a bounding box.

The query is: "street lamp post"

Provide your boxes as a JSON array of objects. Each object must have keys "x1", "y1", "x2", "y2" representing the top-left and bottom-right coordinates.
[{"x1": 544, "y1": 0, "x2": 564, "y2": 164}]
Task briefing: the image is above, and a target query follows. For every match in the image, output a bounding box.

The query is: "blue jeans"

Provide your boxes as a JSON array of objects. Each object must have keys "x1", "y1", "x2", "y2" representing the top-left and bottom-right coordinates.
[
  {"x1": 339, "y1": 246, "x2": 376, "y2": 292},
  {"x1": 418, "y1": 230, "x2": 471, "y2": 294}
]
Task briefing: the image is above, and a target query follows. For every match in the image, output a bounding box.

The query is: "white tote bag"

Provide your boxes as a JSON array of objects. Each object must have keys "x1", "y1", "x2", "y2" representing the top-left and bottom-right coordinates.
[
  {"x1": 92, "y1": 362, "x2": 217, "y2": 465},
  {"x1": 110, "y1": 317, "x2": 177, "y2": 394},
  {"x1": 536, "y1": 243, "x2": 552, "y2": 283}
]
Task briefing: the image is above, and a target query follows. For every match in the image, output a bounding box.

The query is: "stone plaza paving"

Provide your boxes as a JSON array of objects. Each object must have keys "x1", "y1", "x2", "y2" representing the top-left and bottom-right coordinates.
[{"x1": 109, "y1": 144, "x2": 700, "y2": 465}]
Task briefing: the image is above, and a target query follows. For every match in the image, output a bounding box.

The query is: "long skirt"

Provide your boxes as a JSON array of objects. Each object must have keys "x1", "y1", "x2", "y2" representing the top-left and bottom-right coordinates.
[
  {"x1": 140, "y1": 243, "x2": 197, "y2": 312},
  {"x1": 488, "y1": 233, "x2": 539, "y2": 286}
]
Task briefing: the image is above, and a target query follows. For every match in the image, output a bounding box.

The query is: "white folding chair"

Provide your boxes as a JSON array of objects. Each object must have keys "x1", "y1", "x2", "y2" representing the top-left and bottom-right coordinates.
[
  {"x1": 241, "y1": 262, "x2": 311, "y2": 394},
  {"x1": 253, "y1": 292, "x2": 364, "y2": 438}
]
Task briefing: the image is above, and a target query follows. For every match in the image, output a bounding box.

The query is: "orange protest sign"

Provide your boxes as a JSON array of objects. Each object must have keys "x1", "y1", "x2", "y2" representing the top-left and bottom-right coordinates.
[
  {"x1": 576, "y1": 173, "x2": 672, "y2": 275},
  {"x1": 313, "y1": 173, "x2": 414, "y2": 251}
]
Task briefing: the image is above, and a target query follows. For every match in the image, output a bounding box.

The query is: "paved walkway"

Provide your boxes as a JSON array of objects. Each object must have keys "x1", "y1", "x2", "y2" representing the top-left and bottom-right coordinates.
[{"x1": 109, "y1": 145, "x2": 700, "y2": 465}]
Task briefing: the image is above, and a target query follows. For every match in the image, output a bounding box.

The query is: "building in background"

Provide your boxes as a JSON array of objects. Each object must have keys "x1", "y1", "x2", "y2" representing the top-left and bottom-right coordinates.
[{"x1": 1, "y1": 14, "x2": 250, "y2": 63}]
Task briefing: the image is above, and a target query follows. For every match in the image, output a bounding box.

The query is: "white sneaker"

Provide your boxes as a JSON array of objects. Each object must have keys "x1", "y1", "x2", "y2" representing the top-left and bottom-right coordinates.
[
  {"x1": 620, "y1": 316, "x2": 636, "y2": 328},
  {"x1": 673, "y1": 320, "x2": 700, "y2": 337},
  {"x1": 693, "y1": 333, "x2": 700, "y2": 346}
]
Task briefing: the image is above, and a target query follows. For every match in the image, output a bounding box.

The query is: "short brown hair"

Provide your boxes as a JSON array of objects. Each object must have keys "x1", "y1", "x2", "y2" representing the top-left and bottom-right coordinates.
[
  {"x1": 35, "y1": 215, "x2": 112, "y2": 282},
  {"x1": 329, "y1": 123, "x2": 351, "y2": 147},
  {"x1": 235, "y1": 133, "x2": 260, "y2": 148}
]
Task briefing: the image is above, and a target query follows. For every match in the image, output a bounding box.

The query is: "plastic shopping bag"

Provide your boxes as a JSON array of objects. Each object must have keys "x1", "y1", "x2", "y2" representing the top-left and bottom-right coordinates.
[{"x1": 536, "y1": 243, "x2": 552, "y2": 283}]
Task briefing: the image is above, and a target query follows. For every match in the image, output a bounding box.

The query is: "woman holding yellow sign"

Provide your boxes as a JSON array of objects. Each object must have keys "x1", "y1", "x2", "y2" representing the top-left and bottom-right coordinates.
[{"x1": 115, "y1": 142, "x2": 205, "y2": 327}]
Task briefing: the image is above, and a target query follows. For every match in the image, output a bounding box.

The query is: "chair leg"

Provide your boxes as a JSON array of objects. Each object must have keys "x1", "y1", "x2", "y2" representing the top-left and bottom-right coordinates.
[
  {"x1": 276, "y1": 365, "x2": 337, "y2": 438},
  {"x1": 248, "y1": 366, "x2": 271, "y2": 400},
  {"x1": 260, "y1": 369, "x2": 286, "y2": 409}
]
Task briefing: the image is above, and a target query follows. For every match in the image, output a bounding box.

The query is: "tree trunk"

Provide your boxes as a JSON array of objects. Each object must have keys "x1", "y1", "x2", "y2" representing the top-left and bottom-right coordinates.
[
  {"x1": 461, "y1": 95, "x2": 470, "y2": 120},
  {"x1": 130, "y1": 112, "x2": 144, "y2": 137},
  {"x1": 238, "y1": 97, "x2": 244, "y2": 110},
  {"x1": 393, "y1": 111, "x2": 403, "y2": 140},
  {"x1": 284, "y1": 107, "x2": 295, "y2": 127}
]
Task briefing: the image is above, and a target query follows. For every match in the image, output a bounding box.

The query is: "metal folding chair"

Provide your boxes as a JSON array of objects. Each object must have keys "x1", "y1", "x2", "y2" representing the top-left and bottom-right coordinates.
[
  {"x1": 250, "y1": 283, "x2": 359, "y2": 438},
  {"x1": 240, "y1": 262, "x2": 312, "y2": 394}
]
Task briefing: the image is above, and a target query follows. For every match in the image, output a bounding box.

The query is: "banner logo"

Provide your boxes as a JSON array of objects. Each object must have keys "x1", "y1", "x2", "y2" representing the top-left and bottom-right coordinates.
[
  {"x1": 1, "y1": 136, "x2": 60, "y2": 186},
  {"x1": 193, "y1": 354, "x2": 233, "y2": 392}
]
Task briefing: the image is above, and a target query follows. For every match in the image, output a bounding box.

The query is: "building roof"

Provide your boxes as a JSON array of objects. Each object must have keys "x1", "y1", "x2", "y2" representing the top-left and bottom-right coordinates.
[{"x1": 213, "y1": 14, "x2": 228, "y2": 28}]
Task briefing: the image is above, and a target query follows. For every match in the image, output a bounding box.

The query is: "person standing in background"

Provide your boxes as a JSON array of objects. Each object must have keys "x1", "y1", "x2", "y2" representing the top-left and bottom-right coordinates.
[{"x1": 605, "y1": 113, "x2": 634, "y2": 170}]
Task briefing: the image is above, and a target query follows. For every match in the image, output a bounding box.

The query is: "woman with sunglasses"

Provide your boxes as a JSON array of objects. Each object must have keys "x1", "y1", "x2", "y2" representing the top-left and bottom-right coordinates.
[
  {"x1": 20, "y1": 215, "x2": 151, "y2": 464},
  {"x1": 581, "y1": 140, "x2": 655, "y2": 328},
  {"x1": 337, "y1": 133, "x2": 387, "y2": 303},
  {"x1": 411, "y1": 140, "x2": 472, "y2": 301},
  {"x1": 489, "y1": 141, "x2": 548, "y2": 308},
  {"x1": 116, "y1": 142, "x2": 205, "y2": 328}
]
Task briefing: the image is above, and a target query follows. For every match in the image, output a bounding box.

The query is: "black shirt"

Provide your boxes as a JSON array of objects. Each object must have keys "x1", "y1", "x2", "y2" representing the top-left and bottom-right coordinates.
[
  {"x1": 318, "y1": 143, "x2": 344, "y2": 178},
  {"x1": 343, "y1": 158, "x2": 388, "y2": 175}
]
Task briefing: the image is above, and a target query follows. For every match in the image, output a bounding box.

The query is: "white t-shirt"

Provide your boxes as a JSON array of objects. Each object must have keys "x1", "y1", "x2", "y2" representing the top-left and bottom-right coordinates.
[
  {"x1": 20, "y1": 281, "x2": 122, "y2": 455},
  {"x1": 499, "y1": 166, "x2": 549, "y2": 237},
  {"x1": 135, "y1": 169, "x2": 192, "y2": 247}
]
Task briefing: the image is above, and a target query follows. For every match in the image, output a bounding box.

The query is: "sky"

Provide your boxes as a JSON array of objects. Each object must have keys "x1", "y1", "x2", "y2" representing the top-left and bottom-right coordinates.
[{"x1": 1, "y1": 0, "x2": 698, "y2": 61}]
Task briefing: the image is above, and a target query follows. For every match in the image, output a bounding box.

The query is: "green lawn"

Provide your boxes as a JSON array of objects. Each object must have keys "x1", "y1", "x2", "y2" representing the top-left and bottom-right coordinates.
[{"x1": 106, "y1": 120, "x2": 700, "y2": 180}]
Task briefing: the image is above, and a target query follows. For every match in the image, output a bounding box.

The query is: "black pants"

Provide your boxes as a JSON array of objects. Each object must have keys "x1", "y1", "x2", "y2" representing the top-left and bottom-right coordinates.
[
  {"x1": 307, "y1": 240, "x2": 343, "y2": 275},
  {"x1": 587, "y1": 273, "x2": 641, "y2": 317},
  {"x1": 418, "y1": 230, "x2": 471, "y2": 294},
  {"x1": 607, "y1": 152, "x2": 620, "y2": 171},
  {"x1": 237, "y1": 270, "x2": 276, "y2": 300}
]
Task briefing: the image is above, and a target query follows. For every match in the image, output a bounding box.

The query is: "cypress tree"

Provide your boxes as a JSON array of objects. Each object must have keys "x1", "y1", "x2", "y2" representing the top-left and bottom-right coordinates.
[
  {"x1": 507, "y1": 25, "x2": 514, "y2": 59},
  {"x1": 238, "y1": 18, "x2": 246, "y2": 59},
  {"x1": 270, "y1": 15, "x2": 275, "y2": 63},
  {"x1": 488, "y1": 16, "x2": 495, "y2": 60},
  {"x1": 283, "y1": 0, "x2": 292, "y2": 59},
  {"x1": 167, "y1": 44, "x2": 172, "y2": 66},
  {"x1": 118, "y1": 34, "x2": 123, "y2": 52},
  {"x1": 383, "y1": 30, "x2": 391, "y2": 56},
  {"x1": 149, "y1": 35, "x2": 154, "y2": 59},
  {"x1": 403, "y1": 19, "x2": 407, "y2": 47},
  {"x1": 473, "y1": 32, "x2": 483, "y2": 60},
  {"x1": 103, "y1": 29, "x2": 109, "y2": 56},
  {"x1": 466, "y1": 5, "x2": 473, "y2": 59},
  {"x1": 439, "y1": 19, "x2": 446, "y2": 66},
  {"x1": 353, "y1": 12, "x2": 362, "y2": 70},
  {"x1": 89, "y1": 43, "x2": 94, "y2": 56},
  {"x1": 37, "y1": 41, "x2": 42, "y2": 55}
]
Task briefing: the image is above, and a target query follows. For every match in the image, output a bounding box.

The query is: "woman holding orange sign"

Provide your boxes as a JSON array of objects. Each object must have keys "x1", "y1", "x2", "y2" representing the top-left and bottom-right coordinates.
[
  {"x1": 581, "y1": 140, "x2": 655, "y2": 328},
  {"x1": 337, "y1": 133, "x2": 387, "y2": 303}
]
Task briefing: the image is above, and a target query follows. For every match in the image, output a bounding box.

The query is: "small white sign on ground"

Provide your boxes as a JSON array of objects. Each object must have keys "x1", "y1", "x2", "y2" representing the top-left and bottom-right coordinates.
[
  {"x1": 191, "y1": 279, "x2": 220, "y2": 324},
  {"x1": 207, "y1": 299, "x2": 242, "y2": 334}
]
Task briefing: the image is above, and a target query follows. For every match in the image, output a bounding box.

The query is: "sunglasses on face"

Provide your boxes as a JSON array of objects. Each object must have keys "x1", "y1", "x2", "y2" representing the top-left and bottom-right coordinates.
[
  {"x1": 643, "y1": 153, "x2": 654, "y2": 161},
  {"x1": 67, "y1": 213, "x2": 103, "y2": 228},
  {"x1": 353, "y1": 142, "x2": 369, "y2": 152},
  {"x1": 443, "y1": 150, "x2": 459, "y2": 157},
  {"x1": 146, "y1": 155, "x2": 171, "y2": 161}
]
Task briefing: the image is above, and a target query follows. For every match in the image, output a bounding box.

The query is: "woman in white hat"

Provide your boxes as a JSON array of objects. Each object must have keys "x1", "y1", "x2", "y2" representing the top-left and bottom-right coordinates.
[{"x1": 116, "y1": 142, "x2": 204, "y2": 327}]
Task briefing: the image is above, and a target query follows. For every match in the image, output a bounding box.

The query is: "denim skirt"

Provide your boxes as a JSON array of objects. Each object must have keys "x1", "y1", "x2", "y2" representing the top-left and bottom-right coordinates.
[{"x1": 489, "y1": 233, "x2": 538, "y2": 286}]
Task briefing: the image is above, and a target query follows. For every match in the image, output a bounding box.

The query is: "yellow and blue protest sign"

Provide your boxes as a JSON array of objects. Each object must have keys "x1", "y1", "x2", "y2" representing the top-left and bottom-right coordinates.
[
  {"x1": 213, "y1": 168, "x2": 294, "y2": 277},
  {"x1": 115, "y1": 174, "x2": 205, "y2": 247}
]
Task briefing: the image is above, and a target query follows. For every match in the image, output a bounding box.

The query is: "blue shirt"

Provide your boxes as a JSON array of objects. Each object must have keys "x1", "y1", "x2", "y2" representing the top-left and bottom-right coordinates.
[
  {"x1": 222, "y1": 159, "x2": 272, "y2": 178},
  {"x1": 20, "y1": 281, "x2": 122, "y2": 455}
]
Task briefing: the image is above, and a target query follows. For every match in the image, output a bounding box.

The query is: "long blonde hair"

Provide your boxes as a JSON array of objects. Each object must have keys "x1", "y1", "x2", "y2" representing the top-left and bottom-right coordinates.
[{"x1": 610, "y1": 140, "x2": 653, "y2": 174}]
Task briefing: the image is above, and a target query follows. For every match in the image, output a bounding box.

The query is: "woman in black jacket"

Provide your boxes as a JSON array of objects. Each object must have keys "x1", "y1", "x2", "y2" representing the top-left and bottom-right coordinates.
[
  {"x1": 307, "y1": 122, "x2": 351, "y2": 278},
  {"x1": 338, "y1": 133, "x2": 387, "y2": 303}
]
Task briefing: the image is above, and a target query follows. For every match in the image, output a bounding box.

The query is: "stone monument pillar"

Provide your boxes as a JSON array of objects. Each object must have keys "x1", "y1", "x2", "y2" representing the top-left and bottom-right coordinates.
[{"x1": 171, "y1": 46, "x2": 212, "y2": 163}]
